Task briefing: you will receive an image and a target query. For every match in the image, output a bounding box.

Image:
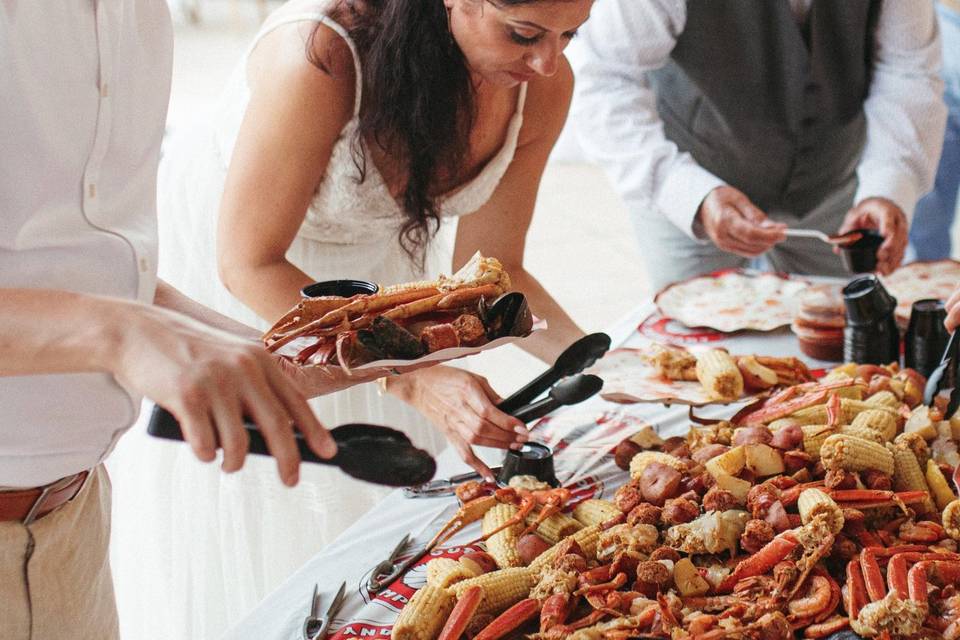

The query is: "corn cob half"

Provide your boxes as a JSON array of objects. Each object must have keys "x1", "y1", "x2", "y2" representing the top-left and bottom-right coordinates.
[
  {"x1": 864, "y1": 390, "x2": 900, "y2": 409},
  {"x1": 629, "y1": 451, "x2": 686, "y2": 479},
  {"x1": 391, "y1": 583, "x2": 455, "y2": 640},
  {"x1": 447, "y1": 567, "x2": 538, "y2": 616},
  {"x1": 820, "y1": 434, "x2": 894, "y2": 475},
  {"x1": 426, "y1": 557, "x2": 476, "y2": 589},
  {"x1": 571, "y1": 499, "x2": 622, "y2": 528},
  {"x1": 797, "y1": 488, "x2": 844, "y2": 535},
  {"x1": 890, "y1": 443, "x2": 933, "y2": 513},
  {"x1": 529, "y1": 524, "x2": 601, "y2": 570},
  {"x1": 924, "y1": 459, "x2": 957, "y2": 511},
  {"x1": 850, "y1": 409, "x2": 898, "y2": 442},
  {"x1": 839, "y1": 424, "x2": 885, "y2": 444},
  {"x1": 483, "y1": 504, "x2": 524, "y2": 568},
  {"x1": 801, "y1": 425, "x2": 837, "y2": 459},
  {"x1": 695, "y1": 349, "x2": 744, "y2": 401},
  {"x1": 524, "y1": 511, "x2": 582, "y2": 544}
]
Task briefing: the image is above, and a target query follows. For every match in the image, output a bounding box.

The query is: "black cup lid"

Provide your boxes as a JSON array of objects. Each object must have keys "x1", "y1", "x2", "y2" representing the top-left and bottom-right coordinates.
[
  {"x1": 497, "y1": 442, "x2": 558, "y2": 487},
  {"x1": 842, "y1": 274, "x2": 897, "y2": 325},
  {"x1": 301, "y1": 279, "x2": 379, "y2": 298}
]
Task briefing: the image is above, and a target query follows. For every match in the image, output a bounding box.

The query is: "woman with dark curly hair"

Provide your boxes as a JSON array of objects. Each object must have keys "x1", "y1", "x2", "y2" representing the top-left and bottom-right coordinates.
[{"x1": 109, "y1": 0, "x2": 592, "y2": 637}]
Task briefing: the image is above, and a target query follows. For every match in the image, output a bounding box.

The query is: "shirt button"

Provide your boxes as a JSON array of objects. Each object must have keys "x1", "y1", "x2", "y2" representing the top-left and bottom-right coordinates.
[
  {"x1": 139, "y1": 257, "x2": 149, "y2": 273},
  {"x1": 87, "y1": 183, "x2": 96, "y2": 198},
  {"x1": 101, "y1": 83, "x2": 109, "y2": 98}
]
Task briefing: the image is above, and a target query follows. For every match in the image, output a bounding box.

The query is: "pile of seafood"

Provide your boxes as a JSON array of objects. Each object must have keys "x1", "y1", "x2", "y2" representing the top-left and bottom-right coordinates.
[
  {"x1": 392, "y1": 362, "x2": 960, "y2": 640},
  {"x1": 263, "y1": 254, "x2": 532, "y2": 370}
]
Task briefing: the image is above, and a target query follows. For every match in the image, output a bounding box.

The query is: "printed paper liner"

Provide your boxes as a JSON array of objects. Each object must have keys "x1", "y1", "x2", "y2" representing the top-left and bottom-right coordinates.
[
  {"x1": 655, "y1": 269, "x2": 810, "y2": 333},
  {"x1": 881, "y1": 259, "x2": 960, "y2": 327}
]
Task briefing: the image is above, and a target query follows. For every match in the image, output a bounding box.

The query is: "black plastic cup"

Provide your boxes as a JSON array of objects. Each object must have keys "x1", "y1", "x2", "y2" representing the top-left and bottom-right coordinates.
[
  {"x1": 905, "y1": 298, "x2": 950, "y2": 378},
  {"x1": 839, "y1": 228, "x2": 884, "y2": 273},
  {"x1": 497, "y1": 442, "x2": 559, "y2": 487},
  {"x1": 842, "y1": 275, "x2": 899, "y2": 365},
  {"x1": 300, "y1": 279, "x2": 379, "y2": 299}
]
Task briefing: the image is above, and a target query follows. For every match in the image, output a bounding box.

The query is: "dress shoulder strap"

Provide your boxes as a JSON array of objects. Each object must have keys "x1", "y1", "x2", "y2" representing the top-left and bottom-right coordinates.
[
  {"x1": 516, "y1": 82, "x2": 529, "y2": 115},
  {"x1": 246, "y1": 6, "x2": 364, "y2": 119}
]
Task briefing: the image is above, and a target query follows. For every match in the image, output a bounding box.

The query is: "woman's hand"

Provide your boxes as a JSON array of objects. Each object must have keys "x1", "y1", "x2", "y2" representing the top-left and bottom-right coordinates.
[
  {"x1": 388, "y1": 366, "x2": 529, "y2": 482},
  {"x1": 945, "y1": 286, "x2": 960, "y2": 332},
  {"x1": 836, "y1": 197, "x2": 908, "y2": 275}
]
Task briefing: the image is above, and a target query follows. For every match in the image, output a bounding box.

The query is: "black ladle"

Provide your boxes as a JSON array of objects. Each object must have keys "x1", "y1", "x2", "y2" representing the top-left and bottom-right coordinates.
[
  {"x1": 497, "y1": 332, "x2": 611, "y2": 415},
  {"x1": 509, "y1": 373, "x2": 604, "y2": 424},
  {"x1": 146, "y1": 406, "x2": 436, "y2": 487},
  {"x1": 924, "y1": 330, "x2": 960, "y2": 416}
]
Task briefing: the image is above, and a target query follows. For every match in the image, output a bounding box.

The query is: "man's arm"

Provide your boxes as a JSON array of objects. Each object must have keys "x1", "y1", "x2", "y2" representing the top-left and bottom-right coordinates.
[
  {"x1": 569, "y1": 0, "x2": 723, "y2": 239},
  {"x1": 855, "y1": 0, "x2": 946, "y2": 220}
]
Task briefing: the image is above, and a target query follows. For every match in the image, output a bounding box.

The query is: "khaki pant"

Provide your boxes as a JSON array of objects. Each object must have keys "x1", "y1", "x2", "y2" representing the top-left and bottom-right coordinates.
[{"x1": 0, "y1": 465, "x2": 118, "y2": 640}]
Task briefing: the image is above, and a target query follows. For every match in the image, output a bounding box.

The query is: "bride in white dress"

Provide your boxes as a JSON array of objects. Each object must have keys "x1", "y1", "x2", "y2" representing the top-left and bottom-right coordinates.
[{"x1": 108, "y1": 0, "x2": 592, "y2": 637}]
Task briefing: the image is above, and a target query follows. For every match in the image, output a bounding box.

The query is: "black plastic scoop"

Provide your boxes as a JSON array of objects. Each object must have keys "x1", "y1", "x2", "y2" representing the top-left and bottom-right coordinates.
[
  {"x1": 146, "y1": 405, "x2": 436, "y2": 487},
  {"x1": 509, "y1": 373, "x2": 604, "y2": 424},
  {"x1": 923, "y1": 330, "x2": 960, "y2": 417},
  {"x1": 497, "y1": 332, "x2": 611, "y2": 415}
]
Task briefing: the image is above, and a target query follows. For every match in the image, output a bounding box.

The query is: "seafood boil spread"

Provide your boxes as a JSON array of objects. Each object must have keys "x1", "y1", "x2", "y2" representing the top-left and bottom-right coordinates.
[
  {"x1": 590, "y1": 345, "x2": 815, "y2": 406},
  {"x1": 263, "y1": 254, "x2": 532, "y2": 370},
  {"x1": 389, "y1": 363, "x2": 960, "y2": 640},
  {"x1": 654, "y1": 271, "x2": 810, "y2": 333}
]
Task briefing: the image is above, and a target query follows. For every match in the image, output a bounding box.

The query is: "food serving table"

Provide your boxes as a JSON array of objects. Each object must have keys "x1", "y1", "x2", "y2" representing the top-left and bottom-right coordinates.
[{"x1": 223, "y1": 296, "x2": 837, "y2": 640}]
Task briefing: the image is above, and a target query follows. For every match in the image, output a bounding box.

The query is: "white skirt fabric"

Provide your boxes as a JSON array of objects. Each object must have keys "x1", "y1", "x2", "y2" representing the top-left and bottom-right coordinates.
[{"x1": 107, "y1": 122, "x2": 454, "y2": 640}]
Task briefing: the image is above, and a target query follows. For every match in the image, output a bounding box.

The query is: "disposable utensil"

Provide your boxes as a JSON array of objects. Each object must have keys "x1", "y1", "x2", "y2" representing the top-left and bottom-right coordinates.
[
  {"x1": 497, "y1": 333, "x2": 611, "y2": 414},
  {"x1": 302, "y1": 581, "x2": 346, "y2": 640},
  {"x1": 783, "y1": 228, "x2": 864, "y2": 245},
  {"x1": 508, "y1": 374, "x2": 604, "y2": 424},
  {"x1": 147, "y1": 406, "x2": 436, "y2": 487},
  {"x1": 923, "y1": 331, "x2": 957, "y2": 408},
  {"x1": 365, "y1": 534, "x2": 412, "y2": 592}
]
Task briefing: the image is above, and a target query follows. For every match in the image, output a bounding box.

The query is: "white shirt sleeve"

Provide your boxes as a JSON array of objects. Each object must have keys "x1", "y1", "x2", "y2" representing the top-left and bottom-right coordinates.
[
  {"x1": 569, "y1": 0, "x2": 723, "y2": 241},
  {"x1": 854, "y1": 0, "x2": 946, "y2": 223}
]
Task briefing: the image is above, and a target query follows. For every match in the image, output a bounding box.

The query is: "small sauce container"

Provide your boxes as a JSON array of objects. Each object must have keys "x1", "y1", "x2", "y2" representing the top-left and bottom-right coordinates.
[
  {"x1": 839, "y1": 229, "x2": 884, "y2": 273},
  {"x1": 301, "y1": 279, "x2": 379, "y2": 298},
  {"x1": 792, "y1": 284, "x2": 845, "y2": 361},
  {"x1": 497, "y1": 442, "x2": 559, "y2": 487}
]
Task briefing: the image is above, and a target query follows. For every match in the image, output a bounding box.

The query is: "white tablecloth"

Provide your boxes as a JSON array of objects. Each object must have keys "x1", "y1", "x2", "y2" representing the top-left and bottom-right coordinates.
[{"x1": 223, "y1": 299, "x2": 835, "y2": 640}]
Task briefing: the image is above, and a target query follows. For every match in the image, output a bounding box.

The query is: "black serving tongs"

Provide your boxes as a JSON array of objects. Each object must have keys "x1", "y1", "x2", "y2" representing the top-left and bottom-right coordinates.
[
  {"x1": 496, "y1": 332, "x2": 611, "y2": 414},
  {"x1": 923, "y1": 330, "x2": 960, "y2": 418},
  {"x1": 147, "y1": 405, "x2": 436, "y2": 487}
]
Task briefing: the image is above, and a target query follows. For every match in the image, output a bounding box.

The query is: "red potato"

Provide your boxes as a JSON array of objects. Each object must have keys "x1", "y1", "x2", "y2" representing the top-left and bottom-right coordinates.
[
  {"x1": 614, "y1": 439, "x2": 643, "y2": 471},
  {"x1": 732, "y1": 426, "x2": 773, "y2": 446},
  {"x1": 769, "y1": 423, "x2": 804, "y2": 450},
  {"x1": 460, "y1": 551, "x2": 498, "y2": 576},
  {"x1": 692, "y1": 444, "x2": 730, "y2": 464},
  {"x1": 516, "y1": 534, "x2": 552, "y2": 566},
  {"x1": 639, "y1": 462, "x2": 683, "y2": 507}
]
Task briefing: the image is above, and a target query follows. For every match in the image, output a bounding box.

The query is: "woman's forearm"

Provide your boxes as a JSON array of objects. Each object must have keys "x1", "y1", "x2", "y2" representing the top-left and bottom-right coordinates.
[
  {"x1": 154, "y1": 280, "x2": 261, "y2": 340},
  {"x1": 507, "y1": 268, "x2": 585, "y2": 363},
  {"x1": 218, "y1": 259, "x2": 315, "y2": 325}
]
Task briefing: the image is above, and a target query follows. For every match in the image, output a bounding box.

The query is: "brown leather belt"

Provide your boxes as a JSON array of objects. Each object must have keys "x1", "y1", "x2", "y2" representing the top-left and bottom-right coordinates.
[{"x1": 0, "y1": 471, "x2": 90, "y2": 525}]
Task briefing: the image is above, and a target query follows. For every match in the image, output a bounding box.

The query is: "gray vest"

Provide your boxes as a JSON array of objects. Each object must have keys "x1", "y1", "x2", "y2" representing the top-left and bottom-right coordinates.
[{"x1": 649, "y1": 0, "x2": 880, "y2": 215}]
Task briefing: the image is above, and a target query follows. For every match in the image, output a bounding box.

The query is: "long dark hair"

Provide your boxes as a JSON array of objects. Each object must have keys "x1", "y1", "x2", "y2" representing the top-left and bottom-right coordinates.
[{"x1": 306, "y1": 0, "x2": 536, "y2": 265}]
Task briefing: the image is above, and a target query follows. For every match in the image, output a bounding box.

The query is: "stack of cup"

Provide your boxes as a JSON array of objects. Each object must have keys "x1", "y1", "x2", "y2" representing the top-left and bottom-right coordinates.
[
  {"x1": 792, "y1": 284, "x2": 846, "y2": 361},
  {"x1": 841, "y1": 275, "x2": 900, "y2": 365},
  {"x1": 904, "y1": 299, "x2": 951, "y2": 378}
]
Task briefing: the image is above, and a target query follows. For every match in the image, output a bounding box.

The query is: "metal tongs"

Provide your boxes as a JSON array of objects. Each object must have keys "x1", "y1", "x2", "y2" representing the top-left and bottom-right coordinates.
[{"x1": 923, "y1": 330, "x2": 960, "y2": 417}]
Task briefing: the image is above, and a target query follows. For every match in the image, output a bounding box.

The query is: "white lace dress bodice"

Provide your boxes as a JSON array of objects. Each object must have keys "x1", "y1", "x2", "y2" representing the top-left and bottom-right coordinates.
[{"x1": 107, "y1": 4, "x2": 526, "y2": 639}]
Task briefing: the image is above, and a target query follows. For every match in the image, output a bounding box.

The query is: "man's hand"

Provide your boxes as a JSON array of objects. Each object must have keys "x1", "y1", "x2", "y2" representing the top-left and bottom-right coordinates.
[
  {"x1": 837, "y1": 197, "x2": 908, "y2": 275},
  {"x1": 114, "y1": 305, "x2": 336, "y2": 486},
  {"x1": 696, "y1": 186, "x2": 787, "y2": 257},
  {"x1": 945, "y1": 286, "x2": 960, "y2": 333}
]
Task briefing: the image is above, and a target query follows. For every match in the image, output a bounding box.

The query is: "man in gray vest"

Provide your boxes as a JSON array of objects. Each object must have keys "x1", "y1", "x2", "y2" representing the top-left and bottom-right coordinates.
[{"x1": 572, "y1": 0, "x2": 946, "y2": 290}]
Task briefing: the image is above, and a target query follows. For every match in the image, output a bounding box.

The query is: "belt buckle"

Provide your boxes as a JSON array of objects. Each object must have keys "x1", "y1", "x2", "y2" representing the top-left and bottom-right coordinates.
[{"x1": 22, "y1": 471, "x2": 90, "y2": 525}]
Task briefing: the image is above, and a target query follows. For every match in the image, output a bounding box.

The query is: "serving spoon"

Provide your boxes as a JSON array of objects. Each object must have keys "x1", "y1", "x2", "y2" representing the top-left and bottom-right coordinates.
[{"x1": 146, "y1": 405, "x2": 436, "y2": 487}]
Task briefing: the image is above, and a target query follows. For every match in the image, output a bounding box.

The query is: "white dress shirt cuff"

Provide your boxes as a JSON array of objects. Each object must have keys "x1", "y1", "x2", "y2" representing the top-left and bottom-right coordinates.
[
  {"x1": 854, "y1": 165, "x2": 920, "y2": 225},
  {"x1": 655, "y1": 160, "x2": 726, "y2": 241}
]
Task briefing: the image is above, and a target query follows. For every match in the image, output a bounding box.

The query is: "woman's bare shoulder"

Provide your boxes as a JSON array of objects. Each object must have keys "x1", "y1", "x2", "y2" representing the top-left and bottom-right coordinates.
[{"x1": 518, "y1": 55, "x2": 574, "y2": 145}]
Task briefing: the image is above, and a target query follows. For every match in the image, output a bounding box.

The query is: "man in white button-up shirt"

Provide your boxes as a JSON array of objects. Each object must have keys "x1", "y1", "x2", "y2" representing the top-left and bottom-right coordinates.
[
  {"x1": 571, "y1": 0, "x2": 947, "y2": 289},
  {"x1": 0, "y1": 4, "x2": 342, "y2": 637}
]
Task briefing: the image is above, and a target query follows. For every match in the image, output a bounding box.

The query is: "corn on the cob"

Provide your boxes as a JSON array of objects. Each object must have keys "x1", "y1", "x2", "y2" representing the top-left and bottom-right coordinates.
[
  {"x1": 572, "y1": 499, "x2": 621, "y2": 528},
  {"x1": 825, "y1": 364, "x2": 858, "y2": 380},
  {"x1": 894, "y1": 432, "x2": 930, "y2": 468},
  {"x1": 890, "y1": 443, "x2": 933, "y2": 514},
  {"x1": 448, "y1": 567, "x2": 538, "y2": 616},
  {"x1": 797, "y1": 488, "x2": 844, "y2": 534},
  {"x1": 426, "y1": 557, "x2": 476, "y2": 588},
  {"x1": 865, "y1": 390, "x2": 900, "y2": 409},
  {"x1": 524, "y1": 512, "x2": 582, "y2": 544},
  {"x1": 839, "y1": 424, "x2": 884, "y2": 444},
  {"x1": 483, "y1": 504, "x2": 524, "y2": 568},
  {"x1": 924, "y1": 459, "x2": 956, "y2": 511},
  {"x1": 695, "y1": 349, "x2": 744, "y2": 401},
  {"x1": 790, "y1": 399, "x2": 881, "y2": 425},
  {"x1": 850, "y1": 409, "x2": 898, "y2": 442},
  {"x1": 629, "y1": 451, "x2": 686, "y2": 479},
  {"x1": 529, "y1": 524, "x2": 601, "y2": 569},
  {"x1": 801, "y1": 425, "x2": 837, "y2": 459},
  {"x1": 944, "y1": 500, "x2": 960, "y2": 542},
  {"x1": 768, "y1": 417, "x2": 803, "y2": 432},
  {"x1": 392, "y1": 583, "x2": 455, "y2": 640},
  {"x1": 820, "y1": 434, "x2": 894, "y2": 475}
]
